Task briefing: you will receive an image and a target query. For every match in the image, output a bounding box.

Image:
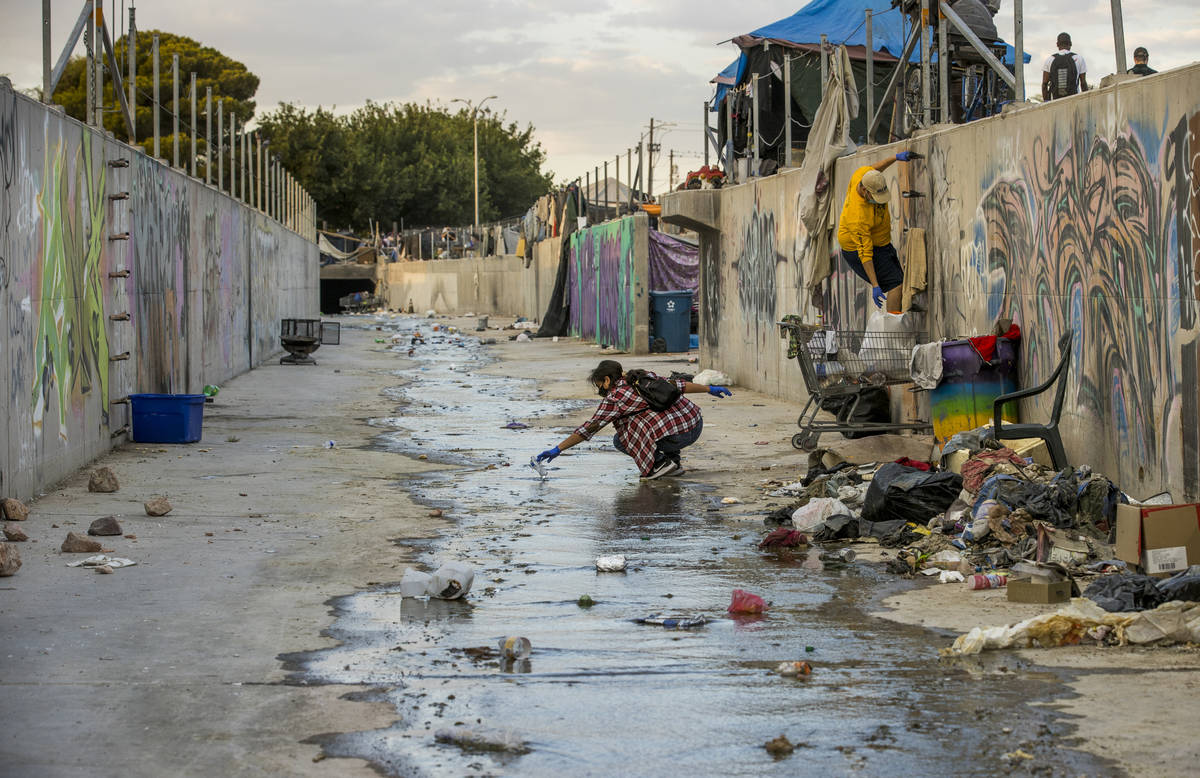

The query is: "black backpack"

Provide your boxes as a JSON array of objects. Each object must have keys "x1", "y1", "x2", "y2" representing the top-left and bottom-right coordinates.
[
  {"x1": 1049, "y1": 52, "x2": 1079, "y2": 98},
  {"x1": 624, "y1": 370, "x2": 682, "y2": 412}
]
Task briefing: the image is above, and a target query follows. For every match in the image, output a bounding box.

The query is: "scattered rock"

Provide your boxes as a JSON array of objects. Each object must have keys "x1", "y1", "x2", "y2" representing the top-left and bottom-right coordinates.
[
  {"x1": 4, "y1": 524, "x2": 29, "y2": 542},
  {"x1": 144, "y1": 496, "x2": 172, "y2": 517},
  {"x1": 418, "y1": 454, "x2": 428, "y2": 460},
  {"x1": 88, "y1": 467, "x2": 120, "y2": 493},
  {"x1": 124, "y1": 534, "x2": 137, "y2": 540},
  {"x1": 88, "y1": 516, "x2": 123, "y2": 536},
  {"x1": 428, "y1": 509, "x2": 443, "y2": 518},
  {"x1": 95, "y1": 565, "x2": 114, "y2": 574},
  {"x1": 0, "y1": 543, "x2": 21, "y2": 575},
  {"x1": 1, "y1": 497, "x2": 30, "y2": 521},
  {"x1": 764, "y1": 735, "x2": 795, "y2": 758},
  {"x1": 61, "y1": 532, "x2": 102, "y2": 553}
]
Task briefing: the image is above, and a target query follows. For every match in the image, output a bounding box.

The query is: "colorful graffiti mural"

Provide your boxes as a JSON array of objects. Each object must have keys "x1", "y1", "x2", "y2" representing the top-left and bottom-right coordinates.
[
  {"x1": 568, "y1": 216, "x2": 639, "y2": 351},
  {"x1": 31, "y1": 132, "x2": 110, "y2": 441},
  {"x1": 961, "y1": 116, "x2": 1200, "y2": 494}
]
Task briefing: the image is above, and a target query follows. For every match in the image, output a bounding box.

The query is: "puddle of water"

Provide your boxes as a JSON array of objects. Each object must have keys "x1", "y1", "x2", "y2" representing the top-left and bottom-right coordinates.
[{"x1": 288, "y1": 317, "x2": 1115, "y2": 776}]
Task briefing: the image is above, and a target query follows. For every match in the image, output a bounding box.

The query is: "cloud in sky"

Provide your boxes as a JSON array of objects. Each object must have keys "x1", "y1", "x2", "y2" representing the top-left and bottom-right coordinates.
[{"x1": 3, "y1": 0, "x2": 1197, "y2": 194}]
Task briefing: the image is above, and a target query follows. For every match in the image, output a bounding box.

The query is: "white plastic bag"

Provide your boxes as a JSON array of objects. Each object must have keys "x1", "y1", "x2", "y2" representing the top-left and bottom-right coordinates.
[
  {"x1": 860, "y1": 310, "x2": 915, "y2": 366},
  {"x1": 692, "y1": 369, "x2": 731, "y2": 386},
  {"x1": 790, "y1": 498, "x2": 853, "y2": 532}
]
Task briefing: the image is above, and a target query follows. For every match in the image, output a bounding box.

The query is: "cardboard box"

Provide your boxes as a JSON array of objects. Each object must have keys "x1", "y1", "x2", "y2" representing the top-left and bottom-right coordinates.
[
  {"x1": 1007, "y1": 578, "x2": 1072, "y2": 604},
  {"x1": 945, "y1": 434, "x2": 1053, "y2": 474},
  {"x1": 1115, "y1": 503, "x2": 1200, "y2": 576}
]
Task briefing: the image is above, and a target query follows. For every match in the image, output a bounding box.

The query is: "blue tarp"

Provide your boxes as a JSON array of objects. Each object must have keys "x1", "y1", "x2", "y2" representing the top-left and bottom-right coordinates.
[
  {"x1": 711, "y1": 55, "x2": 747, "y2": 111},
  {"x1": 741, "y1": 0, "x2": 1029, "y2": 65}
]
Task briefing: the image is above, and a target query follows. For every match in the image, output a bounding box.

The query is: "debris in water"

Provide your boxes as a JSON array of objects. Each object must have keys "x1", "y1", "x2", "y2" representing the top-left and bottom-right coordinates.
[
  {"x1": 434, "y1": 726, "x2": 529, "y2": 754},
  {"x1": 764, "y1": 735, "x2": 795, "y2": 757},
  {"x1": 577, "y1": 594, "x2": 595, "y2": 608},
  {"x1": 595, "y1": 555, "x2": 627, "y2": 572},
  {"x1": 775, "y1": 661, "x2": 812, "y2": 677},
  {"x1": 502, "y1": 421, "x2": 530, "y2": 430},
  {"x1": 632, "y1": 615, "x2": 708, "y2": 629},
  {"x1": 528, "y1": 457, "x2": 548, "y2": 480}
]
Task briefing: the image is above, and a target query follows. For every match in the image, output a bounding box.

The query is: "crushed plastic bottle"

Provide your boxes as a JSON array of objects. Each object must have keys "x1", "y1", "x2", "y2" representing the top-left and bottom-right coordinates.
[
  {"x1": 400, "y1": 568, "x2": 433, "y2": 597},
  {"x1": 528, "y1": 457, "x2": 548, "y2": 480},
  {"x1": 429, "y1": 561, "x2": 474, "y2": 599}
]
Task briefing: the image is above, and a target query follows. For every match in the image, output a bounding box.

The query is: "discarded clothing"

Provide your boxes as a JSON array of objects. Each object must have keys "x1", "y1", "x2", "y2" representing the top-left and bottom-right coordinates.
[
  {"x1": 810, "y1": 514, "x2": 860, "y2": 542},
  {"x1": 968, "y1": 323, "x2": 1021, "y2": 363},
  {"x1": 961, "y1": 448, "x2": 1028, "y2": 493},
  {"x1": 909, "y1": 342, "x2": 943, "y2": 389},
  {"x1": 894, "y1": 457, "x2": 931, "y2": 471},
  {"x1": 1084, "y1": 574, "x2": 1165, "y2": 612},
  {"x1": 758, "y1": 528, "x2": 809, "y2": 550},
  {"x1": 972, "y1": 471, "x2": 1078, "y2": 528}
]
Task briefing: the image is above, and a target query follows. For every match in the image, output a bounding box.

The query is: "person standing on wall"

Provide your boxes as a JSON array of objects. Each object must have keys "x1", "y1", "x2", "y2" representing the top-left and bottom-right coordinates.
[
  {"x1": 1042, "y1": 33, "x2": 1088, "y2": 100},
  {"x1": 534, "y1": 360, "x2": 731, "y2": 480},
  {"x1": 1128, "y1": 47, "x2": 1157, "y2": 76},
  {"x1": 836, "y1": 152, "x2": 919, "y2": 314}
]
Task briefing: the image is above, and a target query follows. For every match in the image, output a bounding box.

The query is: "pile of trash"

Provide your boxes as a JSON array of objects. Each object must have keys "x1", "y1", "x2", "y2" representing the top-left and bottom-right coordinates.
[{"x1": 758, "y1": 428, "x2": 1200, "y2": 652}]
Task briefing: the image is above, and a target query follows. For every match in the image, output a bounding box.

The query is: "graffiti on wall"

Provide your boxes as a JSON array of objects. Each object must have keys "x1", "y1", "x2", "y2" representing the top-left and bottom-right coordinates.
[
  {"x1": 133, "y1": 155, "x2": 190, "y2": 392},
  {"x1": 966, "y1": 118, "x2": 1200, "y2": 493},
  {"x1": 568, "y1": 217, "x2": 637, "y2": 351},
  {"x1": 31, "y1": 132, "x2": 110, "y2": 440}
]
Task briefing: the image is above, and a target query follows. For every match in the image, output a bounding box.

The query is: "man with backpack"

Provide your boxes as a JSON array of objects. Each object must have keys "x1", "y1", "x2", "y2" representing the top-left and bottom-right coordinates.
[
  {"x1": 535, "y1": 360, "x2": 732, "y2": 479},
  {"x1": 1041, "y1": 33, "x2": 1088, "y2": 100}
]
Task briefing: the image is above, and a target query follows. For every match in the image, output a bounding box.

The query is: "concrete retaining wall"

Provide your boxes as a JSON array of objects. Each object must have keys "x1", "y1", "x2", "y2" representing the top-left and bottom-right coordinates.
[
  {"x1": 1, "y1": 84, "x2": 318, "y2": 501},
  {"x1": 670, "y1": 63, "x2": 1200, "y2": 500}
]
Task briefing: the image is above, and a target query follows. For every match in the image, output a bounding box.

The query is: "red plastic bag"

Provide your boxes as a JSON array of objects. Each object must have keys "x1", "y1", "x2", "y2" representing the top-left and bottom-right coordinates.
[{"x1": 728, "y1": 589, "x2": 767, "y2": 614}]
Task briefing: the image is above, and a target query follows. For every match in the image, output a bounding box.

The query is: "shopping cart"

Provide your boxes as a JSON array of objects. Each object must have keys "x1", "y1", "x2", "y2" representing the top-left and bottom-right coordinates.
[{"x1": 778, "y1": 321, "x2": 932, "y2": 451}]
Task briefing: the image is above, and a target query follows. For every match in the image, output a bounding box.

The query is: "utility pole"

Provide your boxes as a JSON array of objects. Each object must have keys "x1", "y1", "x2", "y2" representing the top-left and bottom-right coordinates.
[
  {"x1": 647, "y1": 118, "x2": 656, "y2": 198},
  {"x1": 668, "y1": 149, "x2": 675, "y2": 191}
]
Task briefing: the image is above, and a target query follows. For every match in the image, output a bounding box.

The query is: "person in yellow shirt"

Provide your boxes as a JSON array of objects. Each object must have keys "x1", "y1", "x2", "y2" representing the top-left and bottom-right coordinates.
[{"x1": 837, "y1": 151, "x2": 919, "y2": 313}]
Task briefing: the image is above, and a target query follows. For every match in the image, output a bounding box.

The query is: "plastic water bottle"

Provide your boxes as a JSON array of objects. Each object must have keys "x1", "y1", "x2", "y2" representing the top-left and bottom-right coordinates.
[
  {"x1": 399, "y1": 568, "x2": 432, "y2": 597},
  {"x1": 498, "y1": 636, "x2": 532, "y2": 660},
  {"x1": 429, "y1": 561, "x2": 474, "y2": 599},
  {"x1": 966, "y1": 573, "x2": 1007, "y2": 590}
]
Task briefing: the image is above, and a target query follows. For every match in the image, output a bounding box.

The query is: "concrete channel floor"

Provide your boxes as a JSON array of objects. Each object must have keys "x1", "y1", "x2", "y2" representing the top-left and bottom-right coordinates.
[{"x1": 1, "y1": 314, "x2": 1198, "y2": 776}]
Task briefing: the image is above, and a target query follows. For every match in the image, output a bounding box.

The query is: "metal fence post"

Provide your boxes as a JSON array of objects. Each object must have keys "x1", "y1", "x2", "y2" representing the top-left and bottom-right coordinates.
[
  {"x1": 190, "y1": 73, "x2": 197, "y2": 177},
  {"x1": 724, "y1": 96, "x2": 733, "y2": 183},
  {"x1": 751, "y1": 74, "x2": 760, "y2": 176},
  {"x1": 784, "y1": 54, "x2": 792, "y2": 167},
  {"x1": 152, "y1": 35, "x2": 160, "y2": 157},
  {"x1": 703, "y1": 100, "x2": 710, "y2": 168},
  {"x1": 1014, "y1": 0, "x2": 1024, "y2": 101},
  {"x1": 127, "y1": 6, "x2": 136, "y2": 143},
  {"x1": 205, "y1": 86, "x2": 212, "y2": 184},
  {"x1": 920, "y1": 0, "x2": 931, "y2": 127},
  {"x1": 42, "y1": 0, "x2": 51, "y2": 103},
  {"x1": 171, "y1": 54, "x2": 179, "y2": 167},
  {"x1": 866, "y1": 10, "x2": 875, "y2": 135},
  {"x1": 217, "y1": 100, "x2": 224, "y2": 191},
  {"x1": 938, "y1": 8, "x2": 949, "y2": 121}
]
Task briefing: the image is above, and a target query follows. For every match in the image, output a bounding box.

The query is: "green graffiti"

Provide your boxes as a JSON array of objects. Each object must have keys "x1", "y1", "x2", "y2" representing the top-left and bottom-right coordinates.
[{"x1": 31, "y1": 131, "x2": 110, "y2": 440}]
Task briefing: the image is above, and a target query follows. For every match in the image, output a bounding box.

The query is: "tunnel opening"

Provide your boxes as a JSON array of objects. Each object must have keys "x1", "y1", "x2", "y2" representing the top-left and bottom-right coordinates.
[{"x1": 321, "y1": 278, "x2": 378, "y2": 314}]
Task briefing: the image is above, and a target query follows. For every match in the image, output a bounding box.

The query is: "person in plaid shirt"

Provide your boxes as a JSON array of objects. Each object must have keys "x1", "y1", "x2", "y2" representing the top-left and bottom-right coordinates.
[{"x1": 535, "y1": 360, "x2": 732, "y2": 479}]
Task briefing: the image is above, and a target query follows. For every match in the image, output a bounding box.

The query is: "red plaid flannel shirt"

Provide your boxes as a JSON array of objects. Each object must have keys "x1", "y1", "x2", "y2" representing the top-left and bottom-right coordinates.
[{"x1": 574, "y1": 373, "x2": 701, "y2": 476}]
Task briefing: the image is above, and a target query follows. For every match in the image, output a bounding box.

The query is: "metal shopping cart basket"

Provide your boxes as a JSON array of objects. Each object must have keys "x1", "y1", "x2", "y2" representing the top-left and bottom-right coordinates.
[{"x1": 778, "y1": 320, "x2": 932, "y2": 451}]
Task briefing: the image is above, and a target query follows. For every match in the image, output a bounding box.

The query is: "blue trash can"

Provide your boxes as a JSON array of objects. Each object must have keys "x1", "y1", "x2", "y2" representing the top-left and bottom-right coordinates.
[
  {"x1": 649, "y1": 290, "x2": 693, "y2": 353},
  {"x1": 129, "y1": 393, "x2": 206, "y2": 443}
]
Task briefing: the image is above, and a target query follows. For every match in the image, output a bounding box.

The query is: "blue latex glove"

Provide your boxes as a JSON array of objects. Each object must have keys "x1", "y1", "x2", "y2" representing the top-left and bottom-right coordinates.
[
  {"x1": 708, "y1": 385, "x2": 732, "y2": 398},
  {"x1": 536, "y1": 446, "x2": 561, "y2": 463},
  {"x1": 895, "y1": 151, "x2": 920, "y2": 161},
  {"x1": 871, "y1": 286, "x2": 887, "y2": 309}
]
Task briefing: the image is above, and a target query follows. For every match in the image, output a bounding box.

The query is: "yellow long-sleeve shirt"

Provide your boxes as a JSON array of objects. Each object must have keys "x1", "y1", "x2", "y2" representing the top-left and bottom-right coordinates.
[{"x1": 836, "y1": 166, "x2": 892, "y2": 265}]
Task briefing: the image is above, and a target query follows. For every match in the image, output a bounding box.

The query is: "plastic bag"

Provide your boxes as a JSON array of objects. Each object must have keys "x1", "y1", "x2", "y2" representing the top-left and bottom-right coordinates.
[
  {"x1": 820, "y1": 387, "x2": 890, "y2": 439},
  {"x1": 862, "y1": 463, "x2": 963, "y2": 525},
  {"x1": 1083, "y1": 574, "x2": 1165, "y2": 612},
  {"x1": 791, "y1": 498, "x2": 853, "y2": 532},
  {"x1": 692, "y1": 369, "x2": 731, "y2": 386},
  {"x1": 728, "y1": 589, "x2": 767, "y2": 614}
]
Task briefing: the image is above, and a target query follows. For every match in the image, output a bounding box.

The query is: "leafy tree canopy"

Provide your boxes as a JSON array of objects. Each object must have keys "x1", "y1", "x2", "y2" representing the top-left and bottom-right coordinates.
[
  {"x1": 50, "y1": 30, "x2": 259, "y2": 159},
  {"x1": 257, "y1": 101, "x2": 553, "y2": 231}
]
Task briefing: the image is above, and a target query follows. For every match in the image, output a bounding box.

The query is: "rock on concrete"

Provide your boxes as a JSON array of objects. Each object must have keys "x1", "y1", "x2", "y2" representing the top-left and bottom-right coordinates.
[
  {"x1": 61, "y1": 532, "x2": 102, "y2": 553},
  {"x1": 88, "y1": 467, "x2": 120, "y2": 493},
  {"x1": 4, "y1": 524, "x2": 29, "y2": 542},
  {"x1": 2, "y1": 497, "x2": 30, "y2": 521},
  {"x1": 0, "y1": 543, "x2": 22, "y2": 576},
  {"x1": 88, "y1": 516, "x2": 123, "y2": 536},
  {"x1": 144, "y1": 497, "x2": 173, "y2": 517}
]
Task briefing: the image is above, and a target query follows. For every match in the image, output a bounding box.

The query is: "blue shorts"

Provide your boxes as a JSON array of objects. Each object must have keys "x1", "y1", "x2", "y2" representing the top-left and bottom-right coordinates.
[{"x1": 840, "y1": 243, "x2": 903, "y2": 293}]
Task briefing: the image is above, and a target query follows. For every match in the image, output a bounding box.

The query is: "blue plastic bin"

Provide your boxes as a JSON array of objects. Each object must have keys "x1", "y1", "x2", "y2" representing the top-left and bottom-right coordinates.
[
  {"x1": 649, "y1": 290, "x2": 693, "y2": 353},
  {"x1": 129, "y1": 393, "x2": 206, "y2": 443}
]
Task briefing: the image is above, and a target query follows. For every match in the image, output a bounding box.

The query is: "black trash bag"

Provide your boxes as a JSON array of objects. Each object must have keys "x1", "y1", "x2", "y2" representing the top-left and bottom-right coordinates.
[
  {"x1": 820, "y1": 387, "x2": 890, "y2": 439},
  {"x1": 863, "y1": 463, "x2": 964, "y2": 525},
  {"x1": 1083, "y1": 573, "x2": 1165, "y2": 612},
  {"x1": 974, "y1": 470, "x2": 1079, "y2": 528},
  {"x1": 811, "y1": 514, "x2": 860, "y2": 541},
  {"x1": 1155, "y1": 567, "x2": 1200, "y2": 603},
  {"x1": 764, "y1": 503, "x2": 801, "y2": 527}
]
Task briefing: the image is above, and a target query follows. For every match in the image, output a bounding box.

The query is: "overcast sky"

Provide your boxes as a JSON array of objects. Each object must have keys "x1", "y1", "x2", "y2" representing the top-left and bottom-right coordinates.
[{"x1": 3, "y1": 1, "x2": 1197, "y2": 195}]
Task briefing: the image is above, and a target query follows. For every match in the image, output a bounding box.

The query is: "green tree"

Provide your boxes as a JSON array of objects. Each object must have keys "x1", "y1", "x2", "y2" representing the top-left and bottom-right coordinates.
[
  {"x1": 257, "y1": 101, "x2": 552, "y2": 231},
  {"x1": 50, "y1": 30, "x2": 259, "y2": 161}
]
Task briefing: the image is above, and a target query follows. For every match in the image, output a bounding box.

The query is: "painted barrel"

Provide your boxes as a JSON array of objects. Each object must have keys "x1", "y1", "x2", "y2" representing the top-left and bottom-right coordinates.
[{"x1": 930, "y1": 338, "x2": 1019, "y2": 444}]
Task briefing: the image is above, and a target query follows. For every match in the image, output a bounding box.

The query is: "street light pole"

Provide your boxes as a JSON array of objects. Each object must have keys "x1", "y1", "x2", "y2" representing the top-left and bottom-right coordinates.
[{"x1": 452, "y1": 95, "x2": 498, "y2": 256}]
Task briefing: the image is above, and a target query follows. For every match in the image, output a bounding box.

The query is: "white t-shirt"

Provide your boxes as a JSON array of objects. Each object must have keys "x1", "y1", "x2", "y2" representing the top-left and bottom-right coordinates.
[{"x1": 1042, "y1": 50, "x2": 1086, "y2": 74}]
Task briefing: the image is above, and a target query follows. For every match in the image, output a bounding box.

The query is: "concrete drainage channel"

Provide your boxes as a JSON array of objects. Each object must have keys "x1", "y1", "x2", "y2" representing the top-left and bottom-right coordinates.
[{"x1": 285, "y1": 316, "x2": 1115, "y2": 776}]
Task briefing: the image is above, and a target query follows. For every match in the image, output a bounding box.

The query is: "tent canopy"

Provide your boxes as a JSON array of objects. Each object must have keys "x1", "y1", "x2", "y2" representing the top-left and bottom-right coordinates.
[{"x1": 735, "y1": 0, "x2": 1029, "y2": 65}]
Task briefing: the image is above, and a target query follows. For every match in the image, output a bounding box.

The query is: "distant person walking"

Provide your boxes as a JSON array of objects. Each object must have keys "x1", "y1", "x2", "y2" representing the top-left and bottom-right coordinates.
[
  {"x1": 1042, "y1": 33, "x2": 1088, "y2": 100},
  {"x1": 836, "y1": 152, "x2": 920, "y2": 314},
  {"x1": 1128, "y1": 47, "x2": 1157, "y2": 76},
  {"x1": 534, "y1": 360, "x2": 731, "y2": 480}
]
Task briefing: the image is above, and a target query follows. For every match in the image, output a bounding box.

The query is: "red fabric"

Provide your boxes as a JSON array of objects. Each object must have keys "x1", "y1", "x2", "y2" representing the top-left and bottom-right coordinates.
[
  {"x1": 728, "y1": 589, "x2": 767, "y2": 614},
  {"x1": 758, "y1": 528, "x2": 808, "y2": 550},
  {"x1": 968, "y1": 323, "x2": 1022, "y2": 363},
  {"x1": 960, "y1": 447, "x2": 1027, "y2": 492},
  {"x1": 574, "y1": 373, "x2": 701, "y2": 476},
  {"x1": 894, "y1": 457, "x2": 931, "y2": 471}
]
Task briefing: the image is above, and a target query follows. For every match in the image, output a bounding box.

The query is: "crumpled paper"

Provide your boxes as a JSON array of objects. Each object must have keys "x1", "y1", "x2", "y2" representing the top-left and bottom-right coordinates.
[{"x1": 66, "y1": 554, "x2": 136, "y2": 569}]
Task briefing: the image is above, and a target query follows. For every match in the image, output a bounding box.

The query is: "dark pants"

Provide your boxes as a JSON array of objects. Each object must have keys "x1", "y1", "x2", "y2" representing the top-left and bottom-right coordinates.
[
  {"x1": 613, "y1": 418, "x2": 703, "y2": 465},
  {"x1": 840, "y1": 242, "x2": 904, "y2": 293}
]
